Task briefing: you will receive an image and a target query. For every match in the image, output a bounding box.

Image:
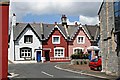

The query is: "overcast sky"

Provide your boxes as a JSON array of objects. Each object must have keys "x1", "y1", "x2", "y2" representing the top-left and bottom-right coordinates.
[{"x1": 9, "y1": 0, "x2": 103, "y2": 25}]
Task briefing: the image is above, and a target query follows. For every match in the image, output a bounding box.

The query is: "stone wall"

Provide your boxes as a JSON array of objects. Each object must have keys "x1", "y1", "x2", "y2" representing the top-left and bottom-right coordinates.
[{"x1": 99, "y1": 1, "x2": 118, "y2": 76}]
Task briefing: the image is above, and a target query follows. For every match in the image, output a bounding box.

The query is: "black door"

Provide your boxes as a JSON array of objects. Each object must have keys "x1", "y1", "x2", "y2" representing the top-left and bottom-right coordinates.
[{"x1": 45, "y1": 51, "x2": 50, "y2": 61}]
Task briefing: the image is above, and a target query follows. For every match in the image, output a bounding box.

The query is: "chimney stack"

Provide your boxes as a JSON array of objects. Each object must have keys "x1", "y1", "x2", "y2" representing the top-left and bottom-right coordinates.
[
  {"x1": 75, "y1": 22, "x2": 78, "y2": 26},
  {"x1": 12, "y1": 13, "x2": 16, "y2": 27},
  {"x1": 54, "y1": 22, "x2": 57, "y2": 25},
  {"x1": 61, "y1": 14, "x2": 67, "y2": 26}
]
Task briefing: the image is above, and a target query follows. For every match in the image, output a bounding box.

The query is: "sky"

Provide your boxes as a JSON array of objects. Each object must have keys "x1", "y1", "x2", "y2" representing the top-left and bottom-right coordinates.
[{"x1": 9, "y1": 0, "x2": 103, "y2": 25}]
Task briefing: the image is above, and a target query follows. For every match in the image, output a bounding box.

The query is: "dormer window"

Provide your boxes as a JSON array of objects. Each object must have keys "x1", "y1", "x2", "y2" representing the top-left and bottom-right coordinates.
[
  {"x1": 24, "y1": 35, "x2": 33, "y2": 43},
  {"x1": 77, "y1": 36, "x2": 85, "y2": 44},
  {"x1": 52, "y1": 35, "x2": 60, "y2": 44}
]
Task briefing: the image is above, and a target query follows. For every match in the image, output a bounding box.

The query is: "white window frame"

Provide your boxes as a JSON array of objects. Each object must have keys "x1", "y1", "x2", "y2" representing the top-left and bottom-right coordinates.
[
  {"x1": 52, "y1": 35, "x2": 60, "y2": 44},
  {"x1": 77, "y1": 36, "x2": 85, "y2": 44},
  {"x1": 20, "y1": 48, "x2": 32, "y2": 58},
  {"x1": 73, "y1": 47, "x2": 84, "y2": 54},
  {"x1": 54, "y1": 47, "x2": 64, "y2": 58}
]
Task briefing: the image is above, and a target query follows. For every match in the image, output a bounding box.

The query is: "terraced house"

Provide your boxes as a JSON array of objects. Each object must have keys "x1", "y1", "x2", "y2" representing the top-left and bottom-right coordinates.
[{"x1": 9, "y1": 14, "x2": 100, "y2": 62}]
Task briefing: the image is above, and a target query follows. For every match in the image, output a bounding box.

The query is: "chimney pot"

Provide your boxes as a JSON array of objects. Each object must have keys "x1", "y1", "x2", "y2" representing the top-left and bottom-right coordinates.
[
  {"x1": 13, "y1": 13, "x2": 16, "y2": 16},
  {"x1": 54, "y1": 22, "x2": 57, "y2": 25}
]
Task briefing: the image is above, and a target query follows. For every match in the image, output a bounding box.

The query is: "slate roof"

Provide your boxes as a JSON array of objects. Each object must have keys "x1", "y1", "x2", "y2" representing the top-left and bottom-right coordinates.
[
  {"x1": 12, "y1": 22, "x2": 100, "y2": 42},
  {"x1": 13, "y1": 23, "x2": 42, "y2": 40},
  {"x1": 83, "y1": 25, "x2": 100, "y2": 40},
  {"x1": 67, "y1": 25, "x2": 79, "y2": 39},
  {"x1": 13, "y1": 23, "x2": 28, "y2": 40}
]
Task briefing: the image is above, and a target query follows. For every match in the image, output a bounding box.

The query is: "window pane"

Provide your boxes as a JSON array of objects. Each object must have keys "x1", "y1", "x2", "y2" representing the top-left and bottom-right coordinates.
[
  {"x1": 25, "y1": 53, "x2": 27, "y2": 56},
  {"x1": 28, "y1": 53, "x2": 30, "y2": 56},
  {"x1": 119, "y1": 2, "x2": 120, "y2": 11},
  {"x1": 54, "y1": 48, "x2": 64, "y2": 57},
  {"x1": 28, "y1": 50, "x2": 30, "y2": 52},
  {"x1": 114, "y1": 2, "x2": 119, "y2": 12},
  {"x1": 21, "y1": 50, "x2": 24, "y2": 52},
  {"x1": 54, "y1": 37, "x2": 59, "y2": 42},
  {"x1": 25, "y1": 50, "x2": 27, "y2": 52},
  {"x1": 21, "y1": 53, "x2": 24, "y2": 56},
  {"x1": 81, "y1": 37, "x2": 83, "y2": 42},
  {"x1": 24, "y1": 35, "x2": 33, "y2": 43}
]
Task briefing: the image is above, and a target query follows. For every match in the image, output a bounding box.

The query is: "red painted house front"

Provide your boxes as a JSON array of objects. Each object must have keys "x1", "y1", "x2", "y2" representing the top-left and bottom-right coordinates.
[{"x1": 42, "y1": 26, "x2": 69, "y2": 62}]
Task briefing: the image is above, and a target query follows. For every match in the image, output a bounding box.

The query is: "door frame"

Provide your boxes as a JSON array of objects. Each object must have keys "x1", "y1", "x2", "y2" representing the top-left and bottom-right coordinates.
[{"x1": 44, "y1": 50, "x2": 50, "y2": 61}]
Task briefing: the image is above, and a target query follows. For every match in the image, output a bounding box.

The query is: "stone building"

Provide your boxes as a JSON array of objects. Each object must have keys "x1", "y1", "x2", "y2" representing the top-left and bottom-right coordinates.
[{"x1": 98, "y1": 0, "x2": 120, "y2": 76}]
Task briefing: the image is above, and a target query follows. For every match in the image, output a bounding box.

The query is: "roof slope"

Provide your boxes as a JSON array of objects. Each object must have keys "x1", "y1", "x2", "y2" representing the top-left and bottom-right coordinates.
[
  {"x1": 13, "y1": 23, "x2": 28, "y2": 40},
  {"x1": 12, "y1": 22, "x2": 99, "y2": 42},
  {"x1": 83, "y1": 25, "x2": 100, "y2": 40},
  {"x1": 13, "y1": 23, "x2": 42, "y2": 40}
]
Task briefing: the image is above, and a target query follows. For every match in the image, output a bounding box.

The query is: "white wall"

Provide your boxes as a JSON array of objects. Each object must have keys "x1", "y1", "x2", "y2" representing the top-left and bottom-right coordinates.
[{"x1": 14, "y1": 27, "x2": 42, "y2": 61}]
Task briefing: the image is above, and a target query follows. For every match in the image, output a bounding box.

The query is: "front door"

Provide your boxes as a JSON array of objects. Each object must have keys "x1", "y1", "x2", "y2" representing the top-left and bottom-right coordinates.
[
  {"x1": 37, "y1": 51, "x2": 41, "y2": 62},
  {"x1": 45, "y1": 51, "x2": 50, "y2": 61}
]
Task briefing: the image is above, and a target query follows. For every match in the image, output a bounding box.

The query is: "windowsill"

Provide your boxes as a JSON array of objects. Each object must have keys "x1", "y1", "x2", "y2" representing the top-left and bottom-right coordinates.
[
  {"x1": 52, "y1": 42, "x2": 60, "y2": 44},
  {"x1": 24, "y1": 42, "x2": 32, "y2": 44},
  {"x1": 54, "y1": 56, "x2": 64, "y2": 58},
  {"x1": 77, "y1": 42, "x2": 85, "y2": 44}
]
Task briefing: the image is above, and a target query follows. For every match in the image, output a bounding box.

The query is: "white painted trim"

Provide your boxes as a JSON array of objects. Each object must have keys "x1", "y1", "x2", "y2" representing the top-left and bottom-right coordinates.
[
  {"x1": 73, "y1": 47, "x2": 84, "y2": 54},
  {"x1": 54, "y1": 47, "x2": 65, "y2": 58},
  {"x1": 55, "y1": 25, "x2": 67, "y2": 39},
  {"x1": 71, "y1": 25, "x2": 91, "y2": 40},
  {"x1": 52, "y1": 35, "x2": 60, "y2": 44},
  {"x1": 77, "y1": 36, "x2": 85, "y2": 44},
  {"x1": 47, "y1": 25, "x2": 67, "y2": 40}
]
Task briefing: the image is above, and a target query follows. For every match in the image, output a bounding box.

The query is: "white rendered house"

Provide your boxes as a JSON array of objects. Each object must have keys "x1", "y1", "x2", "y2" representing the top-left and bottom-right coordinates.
[{"x1": 9, "y1": 14, "x2": 43, "y2": 62}]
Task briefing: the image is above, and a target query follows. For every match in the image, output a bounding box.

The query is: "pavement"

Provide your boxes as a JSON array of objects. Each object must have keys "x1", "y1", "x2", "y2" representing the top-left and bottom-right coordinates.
[{"x1": 55, "y1": 63, "x2": 119, "y2": 80}]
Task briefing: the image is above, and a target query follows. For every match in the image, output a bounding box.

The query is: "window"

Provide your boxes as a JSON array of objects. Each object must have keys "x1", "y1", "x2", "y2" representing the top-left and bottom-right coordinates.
[
  {"x1": 77, "y1": 36, "x2": 85, "y2": 44},
  {"x1": 20, "y1": 48, "x2": 32, "y2": 58},
  {"x1": 73, "y1": 47, "x2": 84, "y2": 54},
  {"x1": 54, "y1": 47, "x2": 64, "y2": 58},
  {"x1": 114, "y1": 1, "x2": 120, "y2": 31},
  {"x1": 52, "y1": 36, "x2": 60, "y2": 44},
  {"x1": 74, "y1": 49, "x2": 82, "y2": 54},
  {"x1": 24, "y1": 35, "x2": 33, "y2": 43}
]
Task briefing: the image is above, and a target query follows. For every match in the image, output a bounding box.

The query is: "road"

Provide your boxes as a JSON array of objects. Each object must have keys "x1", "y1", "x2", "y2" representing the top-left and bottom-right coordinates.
[{"x1": 8, "y1": 62, "x2": 107, "y2": 80}]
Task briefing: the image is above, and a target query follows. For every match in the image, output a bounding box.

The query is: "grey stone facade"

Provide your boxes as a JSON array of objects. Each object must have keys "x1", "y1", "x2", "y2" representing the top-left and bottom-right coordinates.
[{"x1": 98, "y1": 1, "x2": 119, "y2": 76}]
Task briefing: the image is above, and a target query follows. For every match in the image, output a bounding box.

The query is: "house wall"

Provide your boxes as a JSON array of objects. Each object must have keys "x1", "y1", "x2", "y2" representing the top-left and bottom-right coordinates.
[
  {"x1": 43, "y1": 28, "x2": 68, "y2": 61},
  {"x1": 14, "y1": 27, "x2": 42, "y2": 61},
  {"x1": 68, "y1": 28, "x2": 91, "y2": 58},
  {"x1": 99, "y1": 1, "x2": 118, "y2": 76}
]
